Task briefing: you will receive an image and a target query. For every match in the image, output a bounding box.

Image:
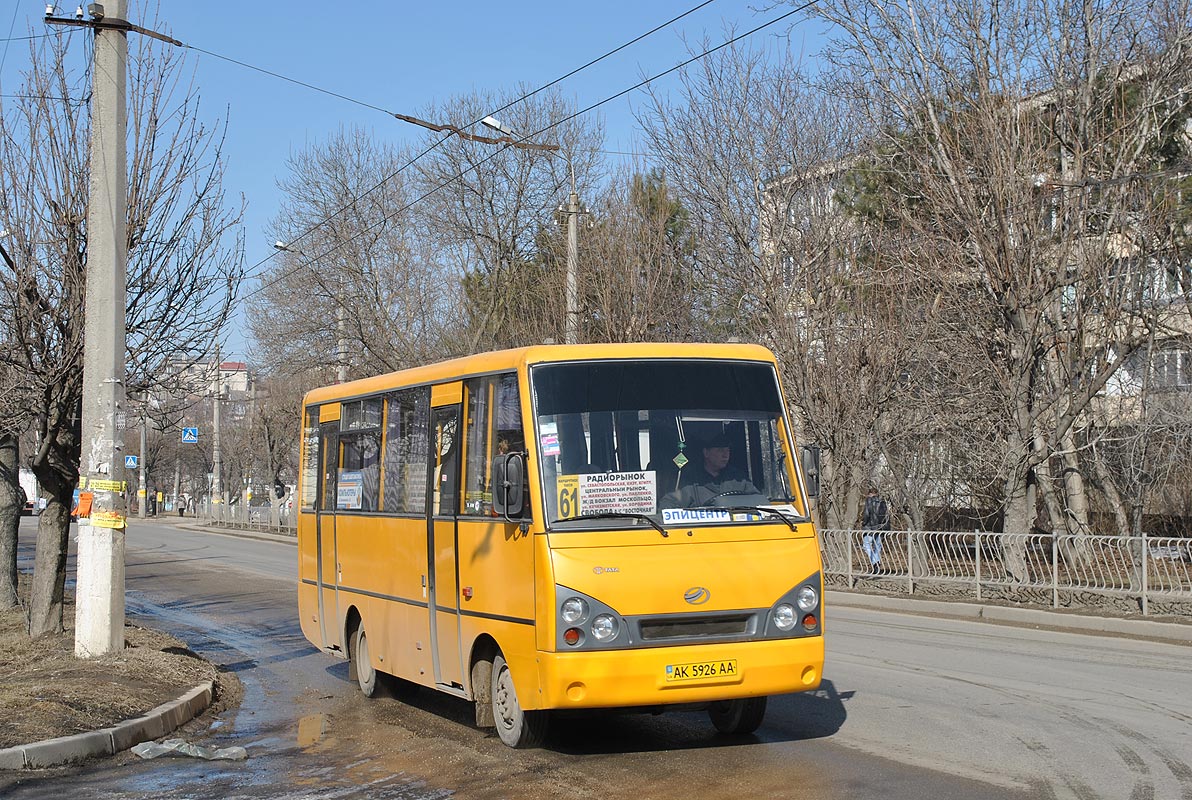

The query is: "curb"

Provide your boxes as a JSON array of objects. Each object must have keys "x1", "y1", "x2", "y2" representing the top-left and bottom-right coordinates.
[
  {"x1": 173, "y1": 522, "x2": 297, "y2": 547},
  {"x1": 827, "y1": 590, "x2": 1192, "y2": 645},
  {"x1": 0, "y1": 681, "x2": 214, "y2": 770}
]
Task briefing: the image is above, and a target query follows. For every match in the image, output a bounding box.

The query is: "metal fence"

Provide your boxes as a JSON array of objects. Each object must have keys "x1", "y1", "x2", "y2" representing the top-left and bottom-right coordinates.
[
  {"x1": 820, "y1": 528, "x2": 1192, "y2": 617},
  {"x1": 194, "y1": 500, "x2": 297, "y2": 537}
]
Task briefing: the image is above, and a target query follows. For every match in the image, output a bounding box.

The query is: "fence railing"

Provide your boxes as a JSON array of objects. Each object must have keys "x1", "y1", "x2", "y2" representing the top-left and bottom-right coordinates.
[
  {"x1": 193, "y1": 500, "x2": 297, "y2": 537},
  {"x1": 820, "y1": 528, "x2": 1192, "y2": 617}
]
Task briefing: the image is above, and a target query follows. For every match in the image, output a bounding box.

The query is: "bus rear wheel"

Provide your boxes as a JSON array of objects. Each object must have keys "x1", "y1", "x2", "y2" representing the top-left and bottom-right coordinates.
[
  {"x1": 351, "y1": 624, "x2": 379, "y2": 698},
  {"x1": 709, "y1": 696, "x2": 767, "y2": 735},
  {"x1": 491, "y1": 653, "x2": 548, "y2": 748}
]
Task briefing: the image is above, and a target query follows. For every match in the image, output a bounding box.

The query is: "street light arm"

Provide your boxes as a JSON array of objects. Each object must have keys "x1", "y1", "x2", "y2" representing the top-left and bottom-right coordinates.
[
  {"x1": 44, "y1": 14, "x2": 183, "y2": 46},
  {"x1": 394, "y1": 112, "x2": 559, "y2": 152}
]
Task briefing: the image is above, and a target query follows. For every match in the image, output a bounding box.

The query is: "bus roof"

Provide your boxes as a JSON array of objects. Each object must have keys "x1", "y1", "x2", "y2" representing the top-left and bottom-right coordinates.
[{"x1": 302, "y1": 342, "x2": 778, "y2": 406}]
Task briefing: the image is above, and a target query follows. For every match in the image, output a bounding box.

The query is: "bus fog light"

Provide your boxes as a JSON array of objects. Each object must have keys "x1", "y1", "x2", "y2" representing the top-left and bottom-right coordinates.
[
  {"x1": 591, "y1": 614, "x2": 619, "y2": 641},
  {"x1": 796, "y1": 585, "x2": 818, "y2": 612},
  {"x1": 564, "y1": 627, "x2": 583, "y2": 646},
  {"x1": 802, "y1": 613, "x2": 818, "y2": 630},
  {"x1": 561, "y1": 597, "x2": 588, "y2": 624},
  {"x1": 773, "y1": 603, "x2": 796, "y2": 631}
]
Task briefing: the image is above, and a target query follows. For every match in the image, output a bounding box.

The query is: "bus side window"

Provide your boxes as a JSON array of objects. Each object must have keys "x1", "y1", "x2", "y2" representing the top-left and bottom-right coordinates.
[
  {"x1": 300, "y1": 407, "x2": 319, "y2": 510},
  {"x1": 463, "y1": 373, "x2": 527, "y2": 518}
]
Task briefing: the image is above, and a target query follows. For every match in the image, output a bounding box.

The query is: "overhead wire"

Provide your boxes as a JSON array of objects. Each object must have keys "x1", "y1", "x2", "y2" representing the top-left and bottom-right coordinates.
[
  {"x1": 241, "y1": 2, "x2": 814, "y2": 307},
  {"x1": 192, "y1": 0, "x2": 722, "y2": 270}
]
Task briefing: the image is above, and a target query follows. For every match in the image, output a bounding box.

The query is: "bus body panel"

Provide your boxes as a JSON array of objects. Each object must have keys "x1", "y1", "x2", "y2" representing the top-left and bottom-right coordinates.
[
  {"x1": 297, "y1": 512, "x2": 322, "y2": 649},
  {"x1": 549, "y1": 534, "x2": 823, "y2": 617},
  {"x1": 536, "y1": 636, "x2": 823, "y2": 710},
  {"x1": 456, "y1": 518, "x2": 536, "y2": 629}
]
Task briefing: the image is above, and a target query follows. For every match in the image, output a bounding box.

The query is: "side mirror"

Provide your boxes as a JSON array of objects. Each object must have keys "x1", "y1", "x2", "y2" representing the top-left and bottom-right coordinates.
[
  {"x1": 492, "y1": 453, "x2": 525, "y2": 519},
  {"x1": 801, "y1": 444, "x2": 821, "y2": 498}
]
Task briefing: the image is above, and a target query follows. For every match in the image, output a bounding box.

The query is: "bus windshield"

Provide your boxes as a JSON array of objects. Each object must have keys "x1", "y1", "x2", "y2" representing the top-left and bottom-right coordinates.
[{"x1": 531, "y1": 359, "x2": 804, "y2": 530}]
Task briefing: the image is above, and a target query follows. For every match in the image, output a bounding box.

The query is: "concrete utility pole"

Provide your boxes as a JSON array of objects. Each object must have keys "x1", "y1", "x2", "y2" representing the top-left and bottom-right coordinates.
[
  {"x1": 565, "y1": 177, "x2": 580, "y2": 346},
  {"x1": 212, "y1": 346, "x2": 223, "y2": 518},
  {"x1": 74, "y1": 0, "x2": 129, "y2": 658},
  {"x1": 138, "y1": 412, "x2": 147, "y2": 519},
  {"x1": 337, "y1": 297, "x2": 347, "y2": 383}
]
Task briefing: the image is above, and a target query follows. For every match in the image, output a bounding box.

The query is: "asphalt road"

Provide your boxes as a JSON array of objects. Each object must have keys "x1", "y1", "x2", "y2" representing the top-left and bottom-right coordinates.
[{"x1": 5, "y1": 517, "x2": 1191, "y2": 799}]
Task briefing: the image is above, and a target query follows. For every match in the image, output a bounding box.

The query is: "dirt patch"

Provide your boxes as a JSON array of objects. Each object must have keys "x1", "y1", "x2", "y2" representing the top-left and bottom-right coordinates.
[{"x1": 0, "y1": 576, "x2": 239, "y2": 750}]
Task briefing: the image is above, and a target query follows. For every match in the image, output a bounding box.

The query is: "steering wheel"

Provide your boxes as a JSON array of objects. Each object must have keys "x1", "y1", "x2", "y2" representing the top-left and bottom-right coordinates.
[{"x1": 697, "y1": 489, "x2": 757, "y2": 508}]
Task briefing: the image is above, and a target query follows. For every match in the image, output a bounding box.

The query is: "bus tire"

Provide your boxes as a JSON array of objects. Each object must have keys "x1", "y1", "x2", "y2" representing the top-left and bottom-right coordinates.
[
  {"x1": 351, "y1": 625, "x2": 379, "y2": 698},
  {"x1": 492, "y1": 652, "x2": 548, "y2": 748},
  {"x1": 709, "y1": 696, "x2": 767, "y2": 735}
]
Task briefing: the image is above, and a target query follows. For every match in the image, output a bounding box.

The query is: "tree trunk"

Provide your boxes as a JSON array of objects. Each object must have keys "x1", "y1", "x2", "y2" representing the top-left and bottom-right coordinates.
[
  {"x1": 28, "y1": 492, "x2": 71, "y2": 636},
  {"x1": 0, "y1": 435, "x2": 21, "y2": 609},
  {"x1": 1002, "y1": 468, "x2": 1034, "y2": 585}
]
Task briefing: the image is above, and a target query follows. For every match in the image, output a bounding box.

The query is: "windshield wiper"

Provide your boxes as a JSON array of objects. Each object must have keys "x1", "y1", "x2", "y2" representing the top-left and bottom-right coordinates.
[
  {"x1": 718, "y1": 505, "x2": 804, "y2": 531},
  {"x1": 560, "y1": 512, "x2": 669, "y2": 537}
]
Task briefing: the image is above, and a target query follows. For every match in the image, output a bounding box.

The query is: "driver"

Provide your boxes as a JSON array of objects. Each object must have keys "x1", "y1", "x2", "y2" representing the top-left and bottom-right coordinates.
[
  {"x1": 682, "y1": 433, "x2": 748, "y2": 488},
  {"x1": 662, "y1": 433, "x2": 760, "y2": 508}
]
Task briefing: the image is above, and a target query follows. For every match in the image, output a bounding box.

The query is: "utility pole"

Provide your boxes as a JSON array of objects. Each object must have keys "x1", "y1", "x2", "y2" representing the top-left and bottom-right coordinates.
[
  {"x1": 73, "y1": 0, "x2": 129, "y2": 658},
  {"x1": 212, "y1": 346, "x2": 222, "y2": 519},
  {"x1": 565, "y1": 172, "x2": 580, "y2": 346},
  {"x1": 43, "y1": 2, "x2": 181, "y2": 656},
  {"x1": 138, "y1": 412, "x2": 147, "y2": 519},
  {"x1": 337, "y1": 294, "x2": 347, "y2": 383}
]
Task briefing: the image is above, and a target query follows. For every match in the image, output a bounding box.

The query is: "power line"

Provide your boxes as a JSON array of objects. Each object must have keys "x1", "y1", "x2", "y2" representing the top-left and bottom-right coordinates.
[
  {"x1": 181, "y1": 0, "x2": 719, "y2": 130},
  {"x1": 241, "y1": 2, "x2": 814, "y2": 306},
  {"x1": 192, "y1": 1, "x2": 722, "y2": 265}
]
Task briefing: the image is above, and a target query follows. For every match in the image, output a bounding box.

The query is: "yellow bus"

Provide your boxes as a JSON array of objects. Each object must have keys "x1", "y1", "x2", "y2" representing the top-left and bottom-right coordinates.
[{"x1": 296, "y1": 343, "x2": 824, "y2": 747}]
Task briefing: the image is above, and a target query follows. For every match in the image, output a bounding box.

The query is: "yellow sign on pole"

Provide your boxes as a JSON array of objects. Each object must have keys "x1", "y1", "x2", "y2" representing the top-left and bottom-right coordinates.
[{"x1": 92, "y1": 511, "x2": 126, "y2": 530}]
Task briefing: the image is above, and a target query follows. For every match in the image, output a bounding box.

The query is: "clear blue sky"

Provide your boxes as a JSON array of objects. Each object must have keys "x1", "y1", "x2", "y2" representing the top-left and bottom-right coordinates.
[{"x1": 0, "y1": 0, "x2": 813, "y2": 357}]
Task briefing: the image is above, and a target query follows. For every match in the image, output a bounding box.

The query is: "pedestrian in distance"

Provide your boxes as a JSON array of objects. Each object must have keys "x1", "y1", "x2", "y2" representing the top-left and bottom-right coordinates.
[{"x1": 861, "y1": 486, "x2": 891, "y2": 573}]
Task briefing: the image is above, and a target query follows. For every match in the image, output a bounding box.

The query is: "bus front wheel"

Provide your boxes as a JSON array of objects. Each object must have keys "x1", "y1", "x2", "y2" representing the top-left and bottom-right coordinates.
[
  {"x1": 709, "y1": 696, "x2": 767, "y2": 735},
  {"x1": 491, "y1": 653, "x2": 548, "y2": 748},
  {"x1": 351, "y1": 624, "x2": 378, "y2": 698}
]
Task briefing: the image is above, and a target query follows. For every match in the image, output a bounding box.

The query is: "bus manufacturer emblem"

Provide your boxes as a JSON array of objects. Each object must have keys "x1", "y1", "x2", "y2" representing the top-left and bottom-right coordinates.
[{"x1": 684, "y1": 587, "x2": 710, "y2": 605}]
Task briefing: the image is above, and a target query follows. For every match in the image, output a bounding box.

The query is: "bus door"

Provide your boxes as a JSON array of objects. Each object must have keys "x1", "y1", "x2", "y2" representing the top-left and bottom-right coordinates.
[
  {"x1": 316, "y1": 418, "x2": 341, "y2": 650},
  {"x1": 428, "y1": 386, "x2": 464, "y2": 689}
]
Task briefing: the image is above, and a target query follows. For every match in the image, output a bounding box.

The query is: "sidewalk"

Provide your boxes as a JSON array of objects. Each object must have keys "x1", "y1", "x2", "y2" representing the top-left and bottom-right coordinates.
[{"x1": 828, "y1": 589, "x2": 1192, "y2": 645}]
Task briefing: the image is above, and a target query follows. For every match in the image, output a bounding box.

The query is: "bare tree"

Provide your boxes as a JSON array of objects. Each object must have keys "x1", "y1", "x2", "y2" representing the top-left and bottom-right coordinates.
[
  {"x1": 251, "y1": 126, "x2": 454, "y2": 380},
  {"x1": 0, "y1": 22, "x2": 243, "y2": 635},
  {"x1": 807, "y1": 0, "x2": 1191, "y2": 579},
  {"x1": 638, "y1": 39, "x2": 920, "y2": 528},
  {"x1": 414, "y1": 88, "x2": 604, "y2": 350},
  {"x1": 578, "y1": 167, "x2": 706, "y2": 343}
]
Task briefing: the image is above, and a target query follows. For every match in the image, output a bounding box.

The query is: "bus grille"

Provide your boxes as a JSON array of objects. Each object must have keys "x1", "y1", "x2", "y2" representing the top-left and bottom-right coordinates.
[{"x1": 638, "y1": 614, "x2": 753, "y2": 641}]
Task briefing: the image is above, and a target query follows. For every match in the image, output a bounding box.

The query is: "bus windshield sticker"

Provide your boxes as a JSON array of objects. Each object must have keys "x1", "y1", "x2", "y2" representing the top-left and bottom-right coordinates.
[
  {"x1": 337, "y1": 470, "x2": 363, "y2": 510},
  {"x1": 541, "y1": 433, "x2": 561, "y2": 457},
  {"x1": 661, "y1": 508, "x2": 731, "y2": 525},
  {"x1": 577, "y1": 471, "x2": 657, "y2": 515}
]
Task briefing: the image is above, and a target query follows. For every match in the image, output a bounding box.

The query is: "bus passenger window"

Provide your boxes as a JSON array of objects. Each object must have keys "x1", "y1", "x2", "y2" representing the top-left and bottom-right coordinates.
[{"x1": 463, "y1": 373, "x2": 527, "y2": 518}]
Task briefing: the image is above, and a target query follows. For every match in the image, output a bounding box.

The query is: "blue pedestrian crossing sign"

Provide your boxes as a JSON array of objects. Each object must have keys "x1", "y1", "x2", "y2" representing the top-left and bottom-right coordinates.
[
  {"x1": 182, "y1": 427, "x2": 199, "y2": 444},
  {"x1": 125, "y1": 455, "x2": 138, "y2": 468}
]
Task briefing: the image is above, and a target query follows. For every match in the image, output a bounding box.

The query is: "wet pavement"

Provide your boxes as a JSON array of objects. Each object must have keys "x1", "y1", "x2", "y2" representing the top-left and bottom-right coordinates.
[{"x1": 4, "y1": 520, "x2": 1053, "y2": 798}]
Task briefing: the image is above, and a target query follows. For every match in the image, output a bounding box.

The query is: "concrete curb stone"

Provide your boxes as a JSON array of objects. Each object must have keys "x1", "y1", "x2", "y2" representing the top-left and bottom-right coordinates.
[
  {"x1": 0, "y1": 680, "x2": 214, "y2": 771},
  {"x1": 827, "y1": 589, "x2": 1192, "y2": 644}
]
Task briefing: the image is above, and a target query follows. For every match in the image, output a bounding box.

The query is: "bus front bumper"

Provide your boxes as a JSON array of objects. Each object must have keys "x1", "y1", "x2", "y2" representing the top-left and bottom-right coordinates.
[{"x1": 534, "y1": 635, "x2": 824, "y2": 710}]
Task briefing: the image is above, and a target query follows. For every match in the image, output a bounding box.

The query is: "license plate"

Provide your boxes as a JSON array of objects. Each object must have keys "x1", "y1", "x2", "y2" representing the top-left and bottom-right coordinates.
[{"x1": 665, "y1": 659, "x2": 739, "y2": 682}]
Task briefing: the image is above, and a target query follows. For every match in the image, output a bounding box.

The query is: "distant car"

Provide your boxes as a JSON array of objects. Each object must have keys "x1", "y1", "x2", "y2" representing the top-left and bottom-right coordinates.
[{"x1": 21, "y1": 500, "x2": 36, "y2": 516}]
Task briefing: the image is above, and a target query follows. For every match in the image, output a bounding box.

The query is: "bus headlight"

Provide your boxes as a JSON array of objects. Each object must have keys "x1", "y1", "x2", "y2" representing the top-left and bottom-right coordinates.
[
  {"x1": 561, "y1": 596, "x2": 588, "y2": 624},
  {"x1": 772, "y1": 603, "x2": 796, "y2": 631},
  {"x1": 591, "y1": 614, "x2": 619, "y2": 642},
  {"x1": 796, "y1": 585, "x2": 818, "y2": 612}
]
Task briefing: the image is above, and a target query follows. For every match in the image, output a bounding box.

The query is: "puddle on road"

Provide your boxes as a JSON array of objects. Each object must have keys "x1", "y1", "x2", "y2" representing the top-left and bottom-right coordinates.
[{"x1": 298, "y1": 713, "x2": 331, "y2": 747}]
